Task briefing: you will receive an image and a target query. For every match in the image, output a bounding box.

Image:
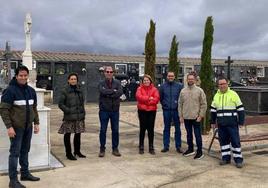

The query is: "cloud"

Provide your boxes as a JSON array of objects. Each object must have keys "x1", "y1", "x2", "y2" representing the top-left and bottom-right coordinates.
[{"x1": 0, "y1": 0, "x2": 268, "y2": 60}]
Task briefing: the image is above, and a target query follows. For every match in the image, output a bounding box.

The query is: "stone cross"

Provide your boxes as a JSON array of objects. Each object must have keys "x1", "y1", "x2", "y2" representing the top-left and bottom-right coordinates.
[
  {"x1": 24, "y1": 13, "x2": 32, "y2": 51},
  {"x1": 225, "y1": 56, "x2": 233, "y2": 80},
  {"x1": 22, "y1": 13, "x2": 35, "y2": 87},
  {"x1": 22, "y1": 13, "x2": 33, "y2": 71}
]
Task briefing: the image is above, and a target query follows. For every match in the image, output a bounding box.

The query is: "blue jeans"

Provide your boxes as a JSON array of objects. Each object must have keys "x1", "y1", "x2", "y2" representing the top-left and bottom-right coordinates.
[
  {"x1": 163, "y1": 110, "x2": 181, "y2": 149},
  {"x1": 9, "y1": 126, "x2": 33, "y2": 180},
  {"x1": 99, "y1": 111, "x2": 119, "y2": 150},
  {"x1": 184, "y1": 119, "x2": 202, "y2": 153}
]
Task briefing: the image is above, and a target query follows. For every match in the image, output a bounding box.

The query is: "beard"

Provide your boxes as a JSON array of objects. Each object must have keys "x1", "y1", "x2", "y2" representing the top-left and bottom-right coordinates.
[{"x1": 187, "y1": 82, "x2": 194, "y2": 86}]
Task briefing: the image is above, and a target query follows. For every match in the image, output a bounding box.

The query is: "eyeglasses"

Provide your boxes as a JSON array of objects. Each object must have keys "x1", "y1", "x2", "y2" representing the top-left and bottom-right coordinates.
[
  {"x1": 218, "y1": 83, "x2": 227, "y2": 85},
  {"x1": 106, "y1": 71, "x2": 113, "y2": 74}
]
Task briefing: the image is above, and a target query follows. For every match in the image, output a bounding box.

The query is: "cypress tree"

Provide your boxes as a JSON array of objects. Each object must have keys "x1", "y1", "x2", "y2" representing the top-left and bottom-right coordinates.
[
  {"x1": 200, "y1": 16, "x2": 214, "y2": 134},
  {"x1": 168, "y1": 35, "x2": 179, "y2": 80},
  {"x1": 144, "y1": 19, "x2": 156, "y2": 82}
]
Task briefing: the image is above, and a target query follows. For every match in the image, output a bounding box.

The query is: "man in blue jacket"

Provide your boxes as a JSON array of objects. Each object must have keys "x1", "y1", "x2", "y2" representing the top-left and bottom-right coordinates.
[
  {"x1": 0, "y1": 66, "x2": 40, "y2": 188},
  {"x1": 160, "y1": 71, "x2": 183, "y2": 153}
]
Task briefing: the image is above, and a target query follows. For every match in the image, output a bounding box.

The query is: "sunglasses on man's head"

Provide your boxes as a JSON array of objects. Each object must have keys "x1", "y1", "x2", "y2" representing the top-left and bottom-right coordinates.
[{"x1": 106, "y1": 71, "x2": 113, "y2": 74}]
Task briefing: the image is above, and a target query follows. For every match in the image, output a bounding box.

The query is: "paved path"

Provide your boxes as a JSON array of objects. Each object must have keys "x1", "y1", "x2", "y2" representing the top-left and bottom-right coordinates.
[{"x1": 0, "y1": 104, "x2": 267, "y2": 188}]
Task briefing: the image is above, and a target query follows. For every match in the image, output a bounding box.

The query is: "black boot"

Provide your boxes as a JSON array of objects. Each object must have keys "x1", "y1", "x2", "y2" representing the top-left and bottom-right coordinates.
[
  {"x1": 149, "y1": 137, "x2": 155, "y2": 155},
  {"x1": 64, "y1": 133, "x2": 77, "y2": 160},
  {"x1": 74, "y1": 133, "x2": 86, "y2": 158},
  {"x1": 139, "y1": 145, "x2": 144, "y2": 154},
  {"x1": 149, "y1": 146, "x2": 155, "y2": 155},
  {"x1": 149, "y1": 140, "x2": 155, "y2": 155}
]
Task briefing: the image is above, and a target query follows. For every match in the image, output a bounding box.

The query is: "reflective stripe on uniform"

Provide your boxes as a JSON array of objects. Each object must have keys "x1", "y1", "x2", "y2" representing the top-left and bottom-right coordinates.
[
  {"x1": 233, "y1": 153, "x2": 243, "y2": 158},
  {"x1": 231, "y1": 147, "x2": 241, "y2": 152},
  {"x1": 217, "y1": 106, "x2": 237, "y2": 110},
  {"x1": 221, "y1": 144, "x2": 230, "y2": 150},
  {"x1": 217, "y1": 112, "x2": 237, "y2": 117},
  {"x1": 221, "y1": 151, "x2": 231, "y2": 156},
  {"x1": 237, "y1": 107, "x2": 244, "y2": 111}
]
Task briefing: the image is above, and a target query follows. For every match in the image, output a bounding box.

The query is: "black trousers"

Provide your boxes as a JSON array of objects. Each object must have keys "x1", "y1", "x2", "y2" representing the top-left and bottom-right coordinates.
[
  {"x1": 138, "y1": 110, "x2": 156, "y2": 149},
  {"x1": 64, "y1": 133, "x2": 81, "y2": 155}
]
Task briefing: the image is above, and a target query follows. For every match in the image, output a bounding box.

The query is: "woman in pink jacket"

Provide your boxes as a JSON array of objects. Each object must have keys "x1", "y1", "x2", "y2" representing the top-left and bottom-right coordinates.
[{"x1": 136, "y1": 74, "x2": 160, "y2": 155}]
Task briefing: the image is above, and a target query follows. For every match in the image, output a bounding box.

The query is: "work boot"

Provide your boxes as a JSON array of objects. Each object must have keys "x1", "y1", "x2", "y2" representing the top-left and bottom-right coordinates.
[
  {"x1": 236, "y1": 163, "x2": 243, "y2": 168},
  {"x1": 219, "y1": 160, "x2": 231, "y2": 166}
]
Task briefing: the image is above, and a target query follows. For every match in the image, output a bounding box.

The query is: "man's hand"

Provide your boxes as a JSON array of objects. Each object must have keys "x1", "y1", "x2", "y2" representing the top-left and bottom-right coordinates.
[
  {"x1": 34, "y1": 124, "x2": 40, "y2": 134},
  {"x1": 196, "y1": 116, "x2": 202, "y2": 122},
  {"x1": 211, "y1": 124, "x2": 217, "y2": 129},
  {"x1": 7, "y1": 127, "x2": 16, "y2": 138}
]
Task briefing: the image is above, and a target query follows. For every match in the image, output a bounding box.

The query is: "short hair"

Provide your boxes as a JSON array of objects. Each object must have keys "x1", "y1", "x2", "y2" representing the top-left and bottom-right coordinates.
[
  {"x1": 15, "y1": 65, "x2": 29, "y2": 76},
  {"x1": 217, "y1": 76, "x2": 228, "y2": 84},
  {"x1": 187, "y1": 71, "x2": 197, "y2": 79},
  {"x1": 104, "y1": 66, "x2": 113, "y2": 72},
  {"x1": 68, "y1": 72, "x2": 79, "y2": 81},
  {"x1": 142, "y1": 74, "x2": 153, "y2": 84},
  {"x1": 167, "y1": 71, "x2": 175, "y2": 75}
]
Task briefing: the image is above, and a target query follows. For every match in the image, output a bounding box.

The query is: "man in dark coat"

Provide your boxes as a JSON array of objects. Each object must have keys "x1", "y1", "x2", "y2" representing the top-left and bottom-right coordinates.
[{"x1": 98, "y1": 66, "x2": 123, "y2": 157}]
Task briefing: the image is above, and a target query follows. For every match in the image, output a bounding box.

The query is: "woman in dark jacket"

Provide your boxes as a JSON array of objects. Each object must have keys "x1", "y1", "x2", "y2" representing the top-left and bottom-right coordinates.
[{"x1": 58, "y1": 73, "x2": 86, "y2": 160}]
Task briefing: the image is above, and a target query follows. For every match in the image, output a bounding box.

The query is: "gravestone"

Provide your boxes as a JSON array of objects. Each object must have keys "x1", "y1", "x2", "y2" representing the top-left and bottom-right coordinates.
[{"x1": 232, "y1": 86, "x2": 268, "y2": 115}]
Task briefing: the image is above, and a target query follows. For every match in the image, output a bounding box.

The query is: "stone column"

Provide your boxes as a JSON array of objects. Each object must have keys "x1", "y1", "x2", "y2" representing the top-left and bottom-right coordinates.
[{"x1": 22, "y1": 13, "x2": 37, "y2": 88}]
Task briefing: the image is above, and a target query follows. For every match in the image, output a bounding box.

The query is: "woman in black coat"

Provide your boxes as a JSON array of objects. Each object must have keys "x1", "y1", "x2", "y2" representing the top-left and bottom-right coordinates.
[{"x1": 58, "y1": 73, "x2": 86, "y2": 160}]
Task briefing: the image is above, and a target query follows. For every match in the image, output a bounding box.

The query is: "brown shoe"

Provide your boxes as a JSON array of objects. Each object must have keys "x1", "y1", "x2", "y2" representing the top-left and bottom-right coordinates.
[
  {"x1": 149, "y1": 149, "x2": 155, "y2": 155},
  {"x1": 112, "y1": 149, "x2": 121, "y2": 157},
  {"x1": 98, "y1": 149, "x2": 105, "y2": 158}
]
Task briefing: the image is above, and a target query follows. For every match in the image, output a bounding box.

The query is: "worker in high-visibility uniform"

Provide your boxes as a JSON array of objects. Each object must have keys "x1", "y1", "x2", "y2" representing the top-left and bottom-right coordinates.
[{"x1": 210, "y1": 77, "x2": 245, "y2": 168}]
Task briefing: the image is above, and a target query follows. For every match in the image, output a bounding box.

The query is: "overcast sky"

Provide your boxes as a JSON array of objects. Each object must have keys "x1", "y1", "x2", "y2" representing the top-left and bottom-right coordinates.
[{"x1": 1, "y1": 0, "x2": 268, "y2": 60}]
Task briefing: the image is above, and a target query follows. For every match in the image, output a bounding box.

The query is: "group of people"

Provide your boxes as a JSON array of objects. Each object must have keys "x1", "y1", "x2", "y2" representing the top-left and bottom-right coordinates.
[{"x1": 0, "y1": 65, "x2": 245, "y2": 188}]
